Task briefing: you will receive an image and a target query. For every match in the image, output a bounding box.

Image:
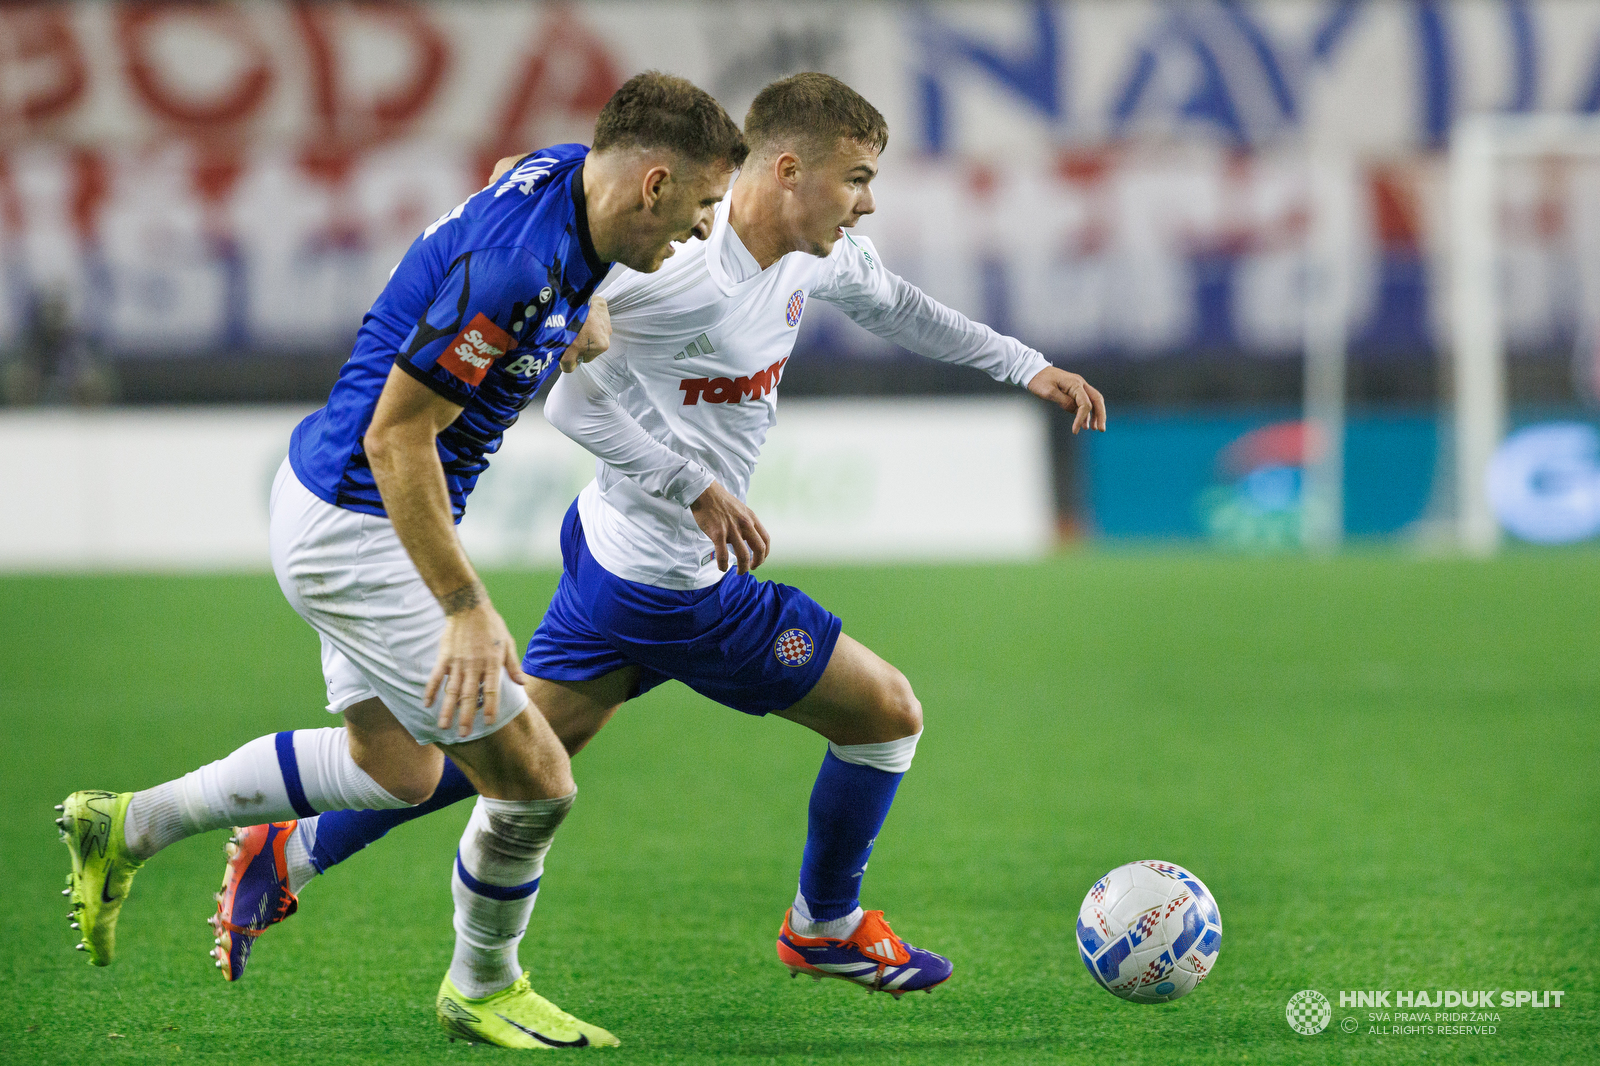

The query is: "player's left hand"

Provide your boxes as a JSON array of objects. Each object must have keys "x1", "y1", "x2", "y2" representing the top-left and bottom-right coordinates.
[
  {"x1": 425, "y1": 584, "x2": 530, "y2": 738},
  {"x1": 1027, "y1": 366, "x2": 1107, "y2": 434},
  {"x1": 691, "y1": 480, "x2": 771, "y2": 575},
  {"x1": 560, "y1": 297, "x2": 611, "y2": 373},
  {"x1": 488, "y1": 153, "x2": 527, "y2": 185}
]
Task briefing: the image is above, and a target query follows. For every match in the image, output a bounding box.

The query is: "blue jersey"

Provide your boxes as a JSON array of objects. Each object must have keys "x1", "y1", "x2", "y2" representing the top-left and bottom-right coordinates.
[{"x1": 289, "y1": 144, "x2": 609, "y2": 520}]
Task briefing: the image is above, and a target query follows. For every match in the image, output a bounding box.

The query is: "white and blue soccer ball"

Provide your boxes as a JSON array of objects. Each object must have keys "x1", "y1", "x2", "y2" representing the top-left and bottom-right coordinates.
[{"x1": 1076, "y1": 860, "x2": 1222, "y2": 1003}]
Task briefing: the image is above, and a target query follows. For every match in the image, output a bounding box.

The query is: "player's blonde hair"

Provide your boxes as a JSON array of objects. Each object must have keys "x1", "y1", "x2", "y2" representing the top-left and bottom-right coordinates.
[{"x1": 744, "y1": 73, "x2": 889, "y2": 162}]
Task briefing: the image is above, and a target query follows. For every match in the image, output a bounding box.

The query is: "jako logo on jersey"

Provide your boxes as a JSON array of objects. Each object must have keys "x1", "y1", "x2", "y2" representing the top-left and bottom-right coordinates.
[
  {"x1": 438, "y1": 313, "x2": 513, "y2": 386},
  {"x1": 679, "y1": 356, "x2": 789, "y2": 406},
  {"x1": 495, "y1": 156, "x2": 560, "y2": 197},
  {"x1": 785, "y1": 290, "x2": 805, "y2": 328},
  {"x1": 774, "y1": 628, "x2": 814, "y2": 667},
  {"x1": 544, "y1": 314, "x2": 566, "y2": 330}
]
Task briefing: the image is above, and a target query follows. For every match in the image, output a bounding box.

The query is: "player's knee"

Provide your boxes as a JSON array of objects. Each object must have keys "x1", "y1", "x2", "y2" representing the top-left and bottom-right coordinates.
[
  {"x1": 369, "y1": 765, "x2": 438, "y2": 806},
  {"x1": 539, "y1": 758, "x2": 577, "y2": 800},
  {"x1": 351, "y1": 748, "x2": 439, "y2": 806},
  {"x1": 872, "y1": 668, "x2": 923, "y2": 740}
]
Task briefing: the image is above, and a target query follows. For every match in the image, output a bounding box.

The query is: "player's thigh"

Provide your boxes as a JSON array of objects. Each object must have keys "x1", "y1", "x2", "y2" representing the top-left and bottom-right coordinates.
[
  {"x1": 272, "y1": 466, "x2": 529, "y2": 747},
  {"x1": 527, "y1": 667, "x2": 636, "y2": 756},
  {"x1": 773, "y1": 633, "x2": 922, "y2": 746},
  {"x1": 441, "y1": 701, "x2": 575, "y2": 802},
  {"x1": 341, "y1": 697, "x2": 445, "y2": 804}
]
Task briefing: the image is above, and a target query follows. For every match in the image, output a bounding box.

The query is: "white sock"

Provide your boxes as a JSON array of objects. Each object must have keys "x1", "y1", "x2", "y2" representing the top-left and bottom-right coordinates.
[
  {"x1": 449, "y1": 793, "x2": 574, "y2": 1000},
  {"x1": 828, "y1": 729, "x2": 922, "y2": 773},
  {"x1": 286, "y1": 818, "x2": 320, "y2": 895},
  {"x1": 790, "y1": 890, "x2": 864, "y2": 939},
  {"x1": 122, "y1": 728, "x2": 411, "y2": 860}
]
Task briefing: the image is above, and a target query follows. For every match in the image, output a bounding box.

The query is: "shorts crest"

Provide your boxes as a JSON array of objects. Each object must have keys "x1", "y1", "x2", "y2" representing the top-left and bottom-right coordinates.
[{"x1": 774, "y1": 628, "x2": 814, "y2": 667}]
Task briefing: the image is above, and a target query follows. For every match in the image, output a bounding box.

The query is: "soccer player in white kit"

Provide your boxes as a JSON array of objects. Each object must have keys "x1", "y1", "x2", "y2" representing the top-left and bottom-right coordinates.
[{"x1": 223, "y1": 73, "x2": 1106, "y2": 1001}]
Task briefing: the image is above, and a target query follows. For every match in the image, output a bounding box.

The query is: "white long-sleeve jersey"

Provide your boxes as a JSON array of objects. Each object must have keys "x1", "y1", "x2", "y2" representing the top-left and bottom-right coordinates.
[{"x1": 544, "y1": 196, "x2": 1051, "y2": 589}]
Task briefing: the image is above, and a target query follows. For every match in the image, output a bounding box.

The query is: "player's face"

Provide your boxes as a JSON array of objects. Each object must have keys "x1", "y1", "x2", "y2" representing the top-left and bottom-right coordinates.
[
  {"x1": 625, "y1": 161, "x2": 736, "y2": 273},
  {"x1": 791, "y1": 138, "x2": 879, "y2": 257}
]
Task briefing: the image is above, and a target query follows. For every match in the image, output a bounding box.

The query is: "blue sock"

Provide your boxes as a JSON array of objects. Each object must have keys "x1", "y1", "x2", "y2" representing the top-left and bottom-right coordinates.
[
  {"x1": 307, "y1": 758, "x2": 479, "y2": 873},
  {"x1": 798, "y1": 749, "x2": 903, "y2": 920}
]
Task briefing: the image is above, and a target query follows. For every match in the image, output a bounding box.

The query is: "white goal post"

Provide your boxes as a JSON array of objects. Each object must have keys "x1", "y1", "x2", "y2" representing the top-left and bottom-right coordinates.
[
  {"x1": 1301, "y1": 150, "x2": 1357, "y2": 554},
  {"x1": 1449, "y1": 113, "x2": 1600, "y2": 557}
]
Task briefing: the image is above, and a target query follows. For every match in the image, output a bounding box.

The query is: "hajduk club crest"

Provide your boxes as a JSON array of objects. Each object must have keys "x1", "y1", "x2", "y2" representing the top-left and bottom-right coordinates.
[
  {"x1": 785, "y1": 290, "x2": 805, "y2": 328},
  {"x1": 774, "y1": 628, "x2": 814, "y2": 666}
]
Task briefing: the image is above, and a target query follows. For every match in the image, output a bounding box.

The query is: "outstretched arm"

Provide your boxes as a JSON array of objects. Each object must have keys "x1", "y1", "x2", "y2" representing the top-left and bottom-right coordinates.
[
  {"x1": 544, "y1": 309, "x2": 771, "y2": 573},
  {"x1": 820, "y1": 241, "x2": 1106, "y2": 432}
]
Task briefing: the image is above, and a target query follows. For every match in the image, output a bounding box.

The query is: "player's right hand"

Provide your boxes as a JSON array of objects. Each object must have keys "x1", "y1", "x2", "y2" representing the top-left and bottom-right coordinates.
[
  {"x1": 426, "y1": 592, "x2": 530, "y2": 738},
  {"x1": 691, "y1": 481, "x2": 770, "y2": 575},
  {"x1": 560, "y1": 297, "x2": 610, "y2": 372}
]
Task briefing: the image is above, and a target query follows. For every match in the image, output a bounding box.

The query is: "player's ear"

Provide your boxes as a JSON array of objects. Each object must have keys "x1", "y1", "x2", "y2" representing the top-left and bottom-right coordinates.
[
  {"x1": 773, "y1": 151, "x2": 802, "y2": 190},
  {"x1": 641, "y1": 165, "x2": 672, "y2": 210}
]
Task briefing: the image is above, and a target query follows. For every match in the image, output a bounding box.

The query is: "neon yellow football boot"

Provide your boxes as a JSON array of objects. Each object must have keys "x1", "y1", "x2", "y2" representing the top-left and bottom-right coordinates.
[
  {"x1": 436, "y1": 972, "x2": 620, "y2": 1049},
  {"x1": 57, "y1": 790, "x2": 144, "y2": 966}
]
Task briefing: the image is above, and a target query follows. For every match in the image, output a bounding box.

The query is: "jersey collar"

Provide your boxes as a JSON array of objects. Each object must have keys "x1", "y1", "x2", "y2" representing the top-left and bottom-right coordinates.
[
  {"x1": 705, "y1": 197, "x2": 759, "y2": 297},
  {"x1": 570, "y1": 158, "x2": 608, "y2": 278}
]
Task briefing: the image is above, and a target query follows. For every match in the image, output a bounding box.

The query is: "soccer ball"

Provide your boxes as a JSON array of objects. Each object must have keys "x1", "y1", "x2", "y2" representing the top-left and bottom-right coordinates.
[{"x1": 1076, "y1": 860, "x2": 1222, "y2": 1003}]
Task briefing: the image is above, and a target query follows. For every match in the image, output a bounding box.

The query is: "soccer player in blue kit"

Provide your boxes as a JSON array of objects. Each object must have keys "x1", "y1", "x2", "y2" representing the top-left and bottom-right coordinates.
[
  {"x1": 55, "y1": 72, "x2": 747, "y2": 1049},
  {"x1": 218, "y1": 74, "x2": 1107, "y2": 1010}
]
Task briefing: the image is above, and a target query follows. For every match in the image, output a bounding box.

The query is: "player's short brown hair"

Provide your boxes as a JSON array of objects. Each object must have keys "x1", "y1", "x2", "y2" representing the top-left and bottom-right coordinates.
[
  {"x1": 593, "y1": 72, "x2": 748, "y2": 169},
  {"x1": 743, "y1": 73, "x2": 889, "y2": 161}
]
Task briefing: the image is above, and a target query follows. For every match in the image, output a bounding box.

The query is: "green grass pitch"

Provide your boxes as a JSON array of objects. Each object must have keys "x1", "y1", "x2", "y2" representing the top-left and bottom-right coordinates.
[{"x1": 1, "y1": 553, "x2": 1596, "y2": 1064}]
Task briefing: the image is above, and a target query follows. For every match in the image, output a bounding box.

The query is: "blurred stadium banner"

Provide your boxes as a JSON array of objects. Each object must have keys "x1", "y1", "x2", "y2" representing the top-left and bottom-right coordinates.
[
  {"x1": 1083, "y1": 412, "x2": 1439, "y2": 546},
  {"x1": 0, "y1": 400, "x2": 1051, "y2": 569},
  {"x1": 3, "y1": 0, "x2": 1600, "y2": 360}
]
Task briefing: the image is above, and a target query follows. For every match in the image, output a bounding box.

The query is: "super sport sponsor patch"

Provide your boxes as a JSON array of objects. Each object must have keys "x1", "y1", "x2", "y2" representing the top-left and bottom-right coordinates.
[{"x1": 438, "y1": 313, "x2": 514, "y2": 386}]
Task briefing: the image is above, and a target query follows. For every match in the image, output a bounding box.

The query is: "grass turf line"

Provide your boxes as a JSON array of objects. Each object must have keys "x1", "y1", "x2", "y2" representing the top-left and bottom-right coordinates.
[{"x1": 0, "y1": 554, "x2": 1595, "y2": 1064}]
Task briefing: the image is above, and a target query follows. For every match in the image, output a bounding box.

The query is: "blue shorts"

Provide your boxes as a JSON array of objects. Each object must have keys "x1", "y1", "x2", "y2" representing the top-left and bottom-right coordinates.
[{"x1": 522, "y1": 500, "x2": 842, "y2": 715}]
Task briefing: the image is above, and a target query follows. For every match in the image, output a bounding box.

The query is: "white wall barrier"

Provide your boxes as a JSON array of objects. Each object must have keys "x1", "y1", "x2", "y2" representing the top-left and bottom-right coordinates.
[{"x1": 0, "y1": 399, "x2": 1052, "y2": 571}]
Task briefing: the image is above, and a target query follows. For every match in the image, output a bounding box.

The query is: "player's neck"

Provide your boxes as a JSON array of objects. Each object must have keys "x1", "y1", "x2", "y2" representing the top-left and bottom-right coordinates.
[
  {"x1": 728, "y1": 174, "x2": 796, "y2": 271},
  {"x1": 581, "y1": 156, "x2": 633, "y2": 264}
]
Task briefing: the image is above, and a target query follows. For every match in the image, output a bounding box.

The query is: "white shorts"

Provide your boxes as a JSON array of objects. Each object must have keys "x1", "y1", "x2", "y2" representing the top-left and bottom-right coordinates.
[{"x1": 268, "y1": 458, "x2": 528, "y2": 746}]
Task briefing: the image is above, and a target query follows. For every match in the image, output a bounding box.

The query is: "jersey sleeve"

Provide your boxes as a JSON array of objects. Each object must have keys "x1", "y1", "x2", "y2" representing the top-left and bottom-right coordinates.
[
  {"x1": 812, "y1": 233, "x2": 1051, "y2": 388},
  {"x1": 394, "y1": 245, "x2": 550, "y2": 405},
  {"x1": 592, "y1": 263, "x2": 654, "y2": 316},
  {"x1": 544, "y1": 348, "x2": 715, "y2": 508}
]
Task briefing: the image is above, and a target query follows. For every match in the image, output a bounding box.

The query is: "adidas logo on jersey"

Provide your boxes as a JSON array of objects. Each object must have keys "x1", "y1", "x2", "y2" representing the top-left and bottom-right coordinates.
[
  {"x1": 678, "y1": 355, "x2": 788, "y2": 406},
  {"x1": 673, "y1": 333, "x2": 715, "y2": 360}
]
